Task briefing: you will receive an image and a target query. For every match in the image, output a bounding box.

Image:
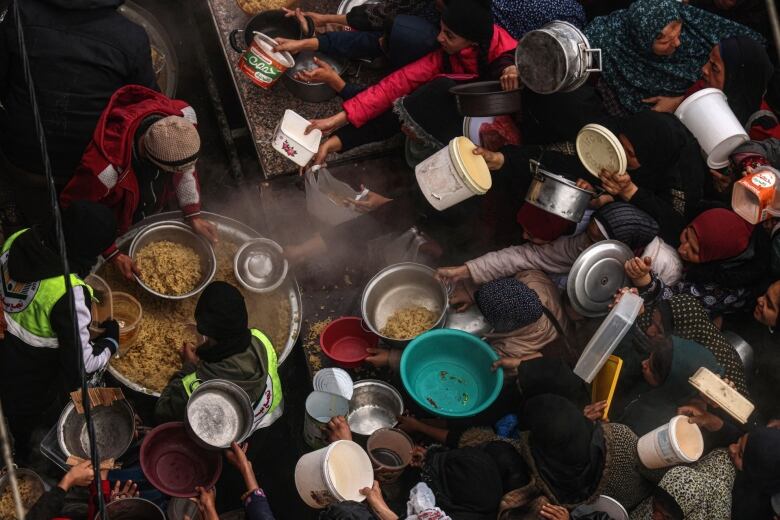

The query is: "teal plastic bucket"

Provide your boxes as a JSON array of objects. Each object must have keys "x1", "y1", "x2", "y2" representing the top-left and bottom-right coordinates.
[{"x1": 400, "y1": 329, "x2": 502, "y2": 417}]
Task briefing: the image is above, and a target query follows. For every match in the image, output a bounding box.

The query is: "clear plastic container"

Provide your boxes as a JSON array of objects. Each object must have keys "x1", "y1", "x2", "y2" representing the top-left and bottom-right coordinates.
[
  {"x1": 113, "y1": 292, "x2": 143, "y2": 355},
  {"x1": 574, "y1": 292, "x2": 643, "y2": 383}
]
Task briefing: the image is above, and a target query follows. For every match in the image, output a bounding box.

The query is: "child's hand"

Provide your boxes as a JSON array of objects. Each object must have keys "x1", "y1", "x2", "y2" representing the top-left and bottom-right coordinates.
[{"x1": 624, "y1": 256, "x2": 652, "y2": 287}]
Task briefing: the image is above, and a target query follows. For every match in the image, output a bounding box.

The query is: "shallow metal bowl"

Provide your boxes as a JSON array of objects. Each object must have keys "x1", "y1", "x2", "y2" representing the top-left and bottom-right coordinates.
[
  {"x1": 233, "y1": 238, "x2": 288, "y2": 294},
  {"x1": 129, "y1": 221, "x2": 217, "y2": 300},
  {"x1": 0, "y1": 468, "x2": 46, "y2": 514},
  {"x1": 57, "y1": 400, "x2": 135, "y2": 461},
  {"x1": 185, "y1": 379, "x2": 254, "y2": 450},
  {"x1": 98, "y1": 497, "x2": 165, "y2": 520},
  {"x1": 361, "y1": 263, "x2": 448, "y2": 348},
  {"x1": 347, "y1": 380, "x2": 404, "y2": 437}
]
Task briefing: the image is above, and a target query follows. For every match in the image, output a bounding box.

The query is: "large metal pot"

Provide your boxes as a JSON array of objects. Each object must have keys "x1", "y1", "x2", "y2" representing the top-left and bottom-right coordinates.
[
  {"x1": 525, "y1": 160, "x2": 597, "y2": 222},
  {"x1": 360, "y1": 263, "x2": 449, "y2": 348},
  {"x1": 0, "y1": 467, "x2": 46, "y2": 516},
  {"x1": 97, "y1": 497, "x2": 165, "y2": 520},
  {"x1": 515, "y1": 21, "x2": 601, "y2": 95},
  {"x1": 185, "y1": 380, "x2": 254, "y2": 450},
  {"x1": 282, "y1": 51, "x2": 348, "y2": 103},
  {"x1": 450, "y1": 81, "x2": 522, "y2": 117},
  {"x1": 347, "y1": 380, "x2": 404, "y2": 441},
  {"x1": 228, "y1": 9, "x2": 312, "y2": 52},
  {"x1": 57, "y1": 400, "x2": 136, "y2": 462}
]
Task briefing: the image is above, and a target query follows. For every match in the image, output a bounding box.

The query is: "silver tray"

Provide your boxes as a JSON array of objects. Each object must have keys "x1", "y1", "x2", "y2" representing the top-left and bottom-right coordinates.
[{"x1": 94, "y1": 211, "x2": 302, "y2": 397}]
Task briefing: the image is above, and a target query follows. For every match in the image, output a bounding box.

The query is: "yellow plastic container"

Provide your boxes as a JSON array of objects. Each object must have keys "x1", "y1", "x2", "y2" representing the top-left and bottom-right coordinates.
[{"x1": 591, "y1": 355, "x2": 622, "y2": 420}]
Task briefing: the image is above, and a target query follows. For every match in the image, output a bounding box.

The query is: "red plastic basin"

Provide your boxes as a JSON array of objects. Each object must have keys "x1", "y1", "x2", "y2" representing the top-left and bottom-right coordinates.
[
  {"x1": 140, "y1": 422, "x2": 222, "y2": 497},
  {"x1": 320, "y1": 317, "x2": 379, "y2": 368}
]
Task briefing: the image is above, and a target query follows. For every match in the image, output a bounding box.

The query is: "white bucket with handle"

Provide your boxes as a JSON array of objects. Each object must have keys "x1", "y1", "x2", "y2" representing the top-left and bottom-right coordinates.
[
  {"x1": 637, "y1": 415, "x2": 704, "y2": 469},
  {"x1": 294, "y1": 440, "x2": 374, "y2": 509},
  {"x1": 674, "y1": 88, "x2": 748, "y2": 169},
  {"x1": 302, "y1": 391, "x2": 350, "y2": 449}
]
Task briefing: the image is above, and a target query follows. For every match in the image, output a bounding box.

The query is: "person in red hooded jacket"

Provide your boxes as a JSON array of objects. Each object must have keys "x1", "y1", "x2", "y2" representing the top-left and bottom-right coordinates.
[
  {"x1": 59, "y1": 85, "x2": 218, "y2": 280},
  {"x1": 291, "y1": 0, "x2": 518, "y2": 164}
]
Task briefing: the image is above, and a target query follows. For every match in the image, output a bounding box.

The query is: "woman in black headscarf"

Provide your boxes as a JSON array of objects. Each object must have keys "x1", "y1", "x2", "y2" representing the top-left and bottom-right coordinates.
[{"x1": 731, "y1": 426, "x2": 780, "y2": 519}]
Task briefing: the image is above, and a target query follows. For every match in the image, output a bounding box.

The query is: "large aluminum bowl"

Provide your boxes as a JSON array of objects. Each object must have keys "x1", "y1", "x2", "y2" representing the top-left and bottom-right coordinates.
[
  {"x1": 0, "y1": 468, "x2": 46, "y2": 515},
  {"x1": 361, "y1": 263, "x2": 448, "y2": 348},
  {"x1": 347, "y1": 380, "x2": 404, "y2": 438},
  {"x1": 98, "y1": 497, "x2": 165, "y2": 520},
  {"x1": 57, "y1": 400, "x2": 136, "y2": 461},
  {"x1": 185, "y1": 380, "x2": 254, "y2": 450},
  {"x1": 233, "y1": 238, "x2": 288, "y2": 293},
  {"x1": 129, "y1": 221, "x2": 217, "y2": 300}
]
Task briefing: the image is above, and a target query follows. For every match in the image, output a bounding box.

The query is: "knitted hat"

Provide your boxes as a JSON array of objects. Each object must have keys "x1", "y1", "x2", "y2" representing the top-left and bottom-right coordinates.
[
  {"x1": 143, "y1": 116, "x2": 200, "y2": 172},
  {"x1": 441, "y1": 0, "x2": 493, "y2": 44},
  {"x1": 475, "y1": 277, "x2": 543, "y2": 333},
  {"x1": 593, "y1": 202, "x2": 659, "y2": 251},
  {"x1": 689, "y1": 208, "x2": 754, "y2": 263},
  {"x1": 517, "y1": 203, "x2": 576, "y2": 243}
]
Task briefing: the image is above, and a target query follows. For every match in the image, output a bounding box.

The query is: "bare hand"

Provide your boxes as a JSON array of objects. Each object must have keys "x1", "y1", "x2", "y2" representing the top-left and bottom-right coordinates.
[
  {"x1": 111, "y1": 253, "x2": 140, "y2": 281},
  {"x1": 642, "y1": 95, "x2": 684, "y2": 113},
  {"x1": 448, "y1": 284, "x2": 474, "y2": 312},
  {"x1": 283, "y1": 7, "x2": 310, "y2": 33},
  {"x1": 710, "y1": 168, "x2": 733, "y2": 193},
  {"x1": 583, "y1": 400, "x2": 609, "y2": 421},
  {"x1": 624, "y1": 256, "x2": 652, "y2": 287},
  {"x1": 194, "y1": 487, "x2": 217, "y2": 516},
  {"x1": 347, "y1": 186, "x2": 392, "y2": 213},
  {"x1": 306, "y1": 112, "x2": 347, "y2": 135},
  {"x1": 60, "y1": 460, "x2": 94, "y2": 491},
  {"x1": 360, "y1": 480, "x2": 388, "y2": 512},
  {"x1": 396, "y1": 414, "x2": 422, "y2": 434},
  {"x1": 180, "y1": 341, "x2": 199, "y2": 365},
  {"x1": 677, "y1": 404, "x2": 723, "y2": 432},
  {"x1": 310, "y1": 136, "x2": 342, "y2": 169},
  {"x1": 610, "y1": 287, "x2": 644, "y2": 315},
  {"x1": 540, "y1": 503, "x2": 570, "y2": 520},
  {"x1": 225, "y1": 441, "x2": 252, "y2": 472},
  {"x1": 294, "y1": 56, "x2": 340, "y2": 86},
  {"x1": 273, "y1": 37, "x2": 312, "y2": 54},
  {"x1": 499, "y1": 65, "x2": 519, "y2": 91},
  {"x1": 491, "y1": 356, "x2": 523, "y2": 377},
  {"x1": 410, "y1": 445, "x2": 427, "y2": 468},
  {"x1": 326, "y1": 415, "x2": 352, "y2": 443},
  {"x1": 472, "y1": 146, "x2": 504, "y2": 171},
  {"x1": 189, "y1": 216, "x2": 218, "y2": 245},
  {"x1": 600, "y1": 170, "x2": 635, "y2": 199},
  {"x1": 435, "y1": 265, "x2": 471, "y2": 285},
  {"x1": 364, "y1": 347, "x2": 390, "y2": 368},
  {"x1": 111, "y1": 480, "x2": 139, "y2": 501},
  {"x1": 576, "y1": 178, "x2": 595, "y2": 192}
]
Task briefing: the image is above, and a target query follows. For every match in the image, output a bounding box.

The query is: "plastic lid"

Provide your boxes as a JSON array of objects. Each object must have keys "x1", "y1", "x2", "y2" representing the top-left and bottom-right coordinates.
[
  {"x1": 313, "y1": 368, "x2": 354, "y2": 400},
  {"x1": 576, "y1": 124, "x2": 627, "y2": 178},
  {"x1": 450, "y1": 136, "x2": 492, "y2": 192}
]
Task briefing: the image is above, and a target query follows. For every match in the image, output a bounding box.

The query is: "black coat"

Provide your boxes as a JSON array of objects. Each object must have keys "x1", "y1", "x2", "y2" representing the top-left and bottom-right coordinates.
[{"x1": 0, "y1": 0, "x2": 157, "y2": 182}]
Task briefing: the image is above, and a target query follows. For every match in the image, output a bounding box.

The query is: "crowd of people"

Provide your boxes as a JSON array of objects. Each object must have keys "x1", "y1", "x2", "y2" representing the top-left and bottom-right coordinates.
[{"x1": 1, "y1": 0, "x2": 780, "y2": 518}]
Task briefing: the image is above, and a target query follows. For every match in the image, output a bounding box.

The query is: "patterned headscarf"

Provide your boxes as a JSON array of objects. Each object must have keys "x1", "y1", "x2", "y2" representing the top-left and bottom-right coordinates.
[
  {"x1": 593, "y1": 202, "x2": 660, "y2": 252},
  {"x1": 492, "y1": 0, "x2": 585, "y2": 40},
  {"x1": 475, "y1": 277, "x2": 543, "y2": 333},
  {"x1": 585, "y1": 0, "x2": 761, "y2": 114}
]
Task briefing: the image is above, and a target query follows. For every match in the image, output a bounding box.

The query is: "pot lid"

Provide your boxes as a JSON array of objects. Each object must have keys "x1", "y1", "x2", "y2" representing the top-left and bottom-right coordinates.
[
  {"x1": 567, "y1": 240, "x2": 632, "y2": 317},
  {"x1": 451, "y1": 136, "x2": 492, "y2": 191},
  {"x1": 313, "y1": 368, "x2": 354, "y2": 400},
  {"x1": 576, "y1": 124, "x2": 627, "y2": 178}
]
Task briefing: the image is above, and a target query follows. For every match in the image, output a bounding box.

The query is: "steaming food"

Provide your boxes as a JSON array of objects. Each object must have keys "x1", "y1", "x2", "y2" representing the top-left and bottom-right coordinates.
[
  {"x1": 135, "y1": 240, "x2": 202, "y2": 296},
  {"x1": 102, "y1": 240, "x2": 292, "y2": 393},
  {"x1": 380, "y1": 306, "x2": 437, "y2": 340},
  {"x1": 0, "y1": 474, "x2": 43, "y2": 520},
  {"x1": 236, "y1": 0, "x2": 291, "y2": 14}
]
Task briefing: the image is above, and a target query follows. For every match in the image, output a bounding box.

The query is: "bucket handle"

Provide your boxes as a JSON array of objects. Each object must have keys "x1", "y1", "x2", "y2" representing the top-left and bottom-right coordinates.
[
  {"x1": 229, "y1": 29, "x2": 246, "y2": 53},
  {"x1": 584, "y1": 48, "x2": 602, "y2": 73}
]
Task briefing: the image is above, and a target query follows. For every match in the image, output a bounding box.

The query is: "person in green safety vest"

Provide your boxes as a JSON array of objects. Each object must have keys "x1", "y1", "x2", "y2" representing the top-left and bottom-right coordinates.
[
  {"x1": 0, "y1": 201, "x2": 120, "y2": 461},
  {"x1": 155, "y1": 281, "x2": 283, "y2": 431}
]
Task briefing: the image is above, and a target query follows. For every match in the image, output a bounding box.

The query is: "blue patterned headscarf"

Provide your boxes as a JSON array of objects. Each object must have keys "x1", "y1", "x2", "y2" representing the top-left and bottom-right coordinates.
[
  {"x1": 585, "y1": 0, "x2": 762, "y2": 114},
  {"x1": 475, "y1": 277, "x2": 544, "y2": 333},
  {"x1": 492, "y1": 0, "x2": 585, "y2": 40}
]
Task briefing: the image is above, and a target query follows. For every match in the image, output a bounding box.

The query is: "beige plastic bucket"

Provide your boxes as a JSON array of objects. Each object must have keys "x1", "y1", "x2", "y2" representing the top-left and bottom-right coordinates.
[
  {"x1": 303, "y1": 391, "x2": 350, "y2": 449},
  {"x1": 415, "y1": 136, "x2": 491, "y2": 211},
  {"x1": 366, "y1": 428, "x2": 413, "y2": 483},
  {"x1": 294, "y1": 440, "x2": 374, "y2": 509},
  {"x1": 637, "y1": 415, "x2": 704, "y2": 469}
]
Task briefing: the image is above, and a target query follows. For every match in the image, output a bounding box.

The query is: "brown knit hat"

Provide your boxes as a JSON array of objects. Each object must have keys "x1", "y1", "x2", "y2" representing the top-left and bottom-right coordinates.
[{"x1": 143, "y1": 116, "x2": 200, "y2": 172}]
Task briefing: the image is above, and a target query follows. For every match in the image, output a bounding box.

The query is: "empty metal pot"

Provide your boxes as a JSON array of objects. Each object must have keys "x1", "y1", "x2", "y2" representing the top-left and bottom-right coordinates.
[
  {"x1": 450, "y1": 80, "x2": 522, "y2": 117},
  {"x1": 525, "y1": 159, "x2": 596, "y2": 223},
  {"x1": 185, "y1": 379, "x2": 254, "y2": 450},
  {"x1": 282, "y1": 51, "x2": 347, "y2": 103},
  {"x1": 347, "y1": 380, "x2": 404, "y2": 441},
  {"x1": 57, "y1": 400, "x2": 136, "y2": 462}
]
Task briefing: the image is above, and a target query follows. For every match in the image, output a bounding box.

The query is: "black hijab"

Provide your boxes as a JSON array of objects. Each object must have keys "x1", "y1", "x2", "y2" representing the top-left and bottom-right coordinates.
[
  {"x1": 194, "y1": 281, "x2": 252, "y2": 363},
  {"x1": 516, "y1": 357, "x2": 590, "y2": 409},
  {"x1": 732, "y1": 427, "x2": 780, "y2": 519},
  {"x1": 720, "y1": 36, "x2": 774, "y2": 126},
  {"x1": 615, "y1": 111, "x2": 689, "y2": 175}
]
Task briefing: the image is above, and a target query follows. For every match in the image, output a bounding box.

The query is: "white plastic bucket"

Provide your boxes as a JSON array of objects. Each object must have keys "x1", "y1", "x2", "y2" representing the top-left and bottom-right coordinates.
[
  {"x1": 294, "y1": 440, "x2": 374, "y2": 509},
  {"x1": 674, "y1": 88, "x2": 748, "y2": 169},
  {"x1": 415, "y1": 136, "x2": 491, "y2": 211},
  {"x1": 303, "y1": 391, "x2": 349, "y2": 449},
  {"x1": 272, "y1": 109, "x2": 322, "y2": 167},
  {"x1": 637, "y1": 415, "x2": 704, "y2": 469}
]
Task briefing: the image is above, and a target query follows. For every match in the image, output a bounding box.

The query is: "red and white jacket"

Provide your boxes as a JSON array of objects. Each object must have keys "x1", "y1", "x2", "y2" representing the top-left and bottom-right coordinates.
[
  {"x1": 60, "y1": 85, "x2": 202, "y2": 258},
  {"x1": 343, "y1": 24, "x2": 517, "y2": 128}
]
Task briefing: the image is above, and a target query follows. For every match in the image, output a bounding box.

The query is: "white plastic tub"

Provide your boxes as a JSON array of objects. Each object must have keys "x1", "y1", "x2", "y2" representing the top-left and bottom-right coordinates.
[
  {"x1": 674, "y1": 88, "x2": 748, "y2": 169},
  {"x1": 415, "y1": 136, "x2": 492, "y2": 211},
  {"x1": 302, "y1": 391, "x2": 349, "y2": 449},
  {"x1": 573, "y1": 292, "x2": 643, "y2": 383},
  {"x1": 272, "y1": 109, "x2": 322, "y2": 167},
  {"x1": 294, "y1": 440, "x2": 373, "y2": 509},
  {"x1": 637, "y1": 415, "x2": 704, "y2": 469}
]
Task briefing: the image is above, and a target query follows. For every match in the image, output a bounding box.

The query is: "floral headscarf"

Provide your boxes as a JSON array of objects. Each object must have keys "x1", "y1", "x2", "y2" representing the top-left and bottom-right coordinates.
[{"x1": 585, "y1": 0, "x2": 761, "y2": 114}]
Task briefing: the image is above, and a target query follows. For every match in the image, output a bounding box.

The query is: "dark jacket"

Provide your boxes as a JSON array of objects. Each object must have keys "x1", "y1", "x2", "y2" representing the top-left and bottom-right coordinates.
[{"x1": 0, "y1": 0, "x2": 157, "y2": 182}]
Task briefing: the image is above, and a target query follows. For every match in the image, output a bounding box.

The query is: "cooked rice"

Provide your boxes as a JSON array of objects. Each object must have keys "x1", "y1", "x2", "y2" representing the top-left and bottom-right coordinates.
[
  {"x1": 102, "y1": 240, "x2": 292, "y2": 393},
  {"x1": 0, "y1": 474, "x2": 43, "y2": 520},
  {"x1": 135, "y1": 240, "x2": 202, "y2": 296},
  {"x1": 236, "y1": 0, "x2": 291, "y2": 14},
  {"x1": 380, "y1": 306, "x2": 437, "y2": 340}
]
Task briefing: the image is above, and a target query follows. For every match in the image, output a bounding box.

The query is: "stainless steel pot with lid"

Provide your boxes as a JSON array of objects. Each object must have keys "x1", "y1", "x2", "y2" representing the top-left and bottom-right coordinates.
[
  {"x1": 515, "y1": 21, "x2": 601, "y2": 95},
  {"x1": 525, "y1": 159, "x2": 596, "y2": 223}
]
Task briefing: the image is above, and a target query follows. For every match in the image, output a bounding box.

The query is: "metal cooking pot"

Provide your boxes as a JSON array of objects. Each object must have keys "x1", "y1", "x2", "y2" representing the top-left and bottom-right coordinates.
[
  {"x1": 57, "y1": 400, "x2": 136, "y2": 462},
  {"x1": 228, "y1": 9, "x2": 313, "y2": 52},
  {"x1": 360, "y1": 263, "x2": 449, "y2": 348},
  {"x1": 97, "y1": 497, "x2": 165, "y2": 520},
  {"x1": 449, "y1": 81, "x2": 522, "y2": 117},
  {"x1": 282, "y1": 51, "x2": 348, "y2": 103},
  {"x1": 0, "y1": 467, "x2": 46, "y2": 514},
  {"x1": 525, "y1": 160, "x2": 597, "y2": 222},
  {"x1": 515, "y1": 20, "x2": 601, "y2": 94},
  {"x1": 185, "y1": 380, "x2": 254, "y2": 450},
  {"x1": 347, "y1": 380, "x2": 404, "y2": 441}
]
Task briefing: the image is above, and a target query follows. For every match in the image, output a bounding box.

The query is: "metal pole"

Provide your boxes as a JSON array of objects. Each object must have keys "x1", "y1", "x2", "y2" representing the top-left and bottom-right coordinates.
[
  {"x1": 0, "y1": 402, "x2": 25, "y2": 520},
  {"x1": 767, "y1": 0, "x2": 780, "y2": 60}
]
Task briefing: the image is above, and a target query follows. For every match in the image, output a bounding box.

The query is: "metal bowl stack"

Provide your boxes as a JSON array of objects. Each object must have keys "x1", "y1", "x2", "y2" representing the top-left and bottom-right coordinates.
[
  {"x1": 185, "y1": 380, "x2": 254, "y2": 450},
  {"x1": 129, "y1": 220, "x2": 216, "y2": 300},
  {"x1": 233, "y1": 238, "x2": 289, "y2": 293},
  {"x1": 57, "y1": 400, "x2": 136, "y2": 461}
]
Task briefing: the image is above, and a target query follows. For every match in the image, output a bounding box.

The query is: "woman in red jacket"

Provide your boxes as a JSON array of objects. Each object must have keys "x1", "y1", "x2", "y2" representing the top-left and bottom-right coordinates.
[{"x1": 294, "y1": 0, "x2": 518, "y2": 164}]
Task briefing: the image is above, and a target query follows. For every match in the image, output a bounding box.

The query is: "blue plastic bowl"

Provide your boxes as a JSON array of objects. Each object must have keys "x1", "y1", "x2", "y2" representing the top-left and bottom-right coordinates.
[{"x1": 400, "y1": 329, "x2": 503, "y2": 418}]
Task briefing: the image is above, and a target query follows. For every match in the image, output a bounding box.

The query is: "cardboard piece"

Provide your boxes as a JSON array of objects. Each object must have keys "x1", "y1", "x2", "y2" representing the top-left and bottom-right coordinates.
[{"x1": 69, "y1": 388, "x2": 125, "y2": 414}]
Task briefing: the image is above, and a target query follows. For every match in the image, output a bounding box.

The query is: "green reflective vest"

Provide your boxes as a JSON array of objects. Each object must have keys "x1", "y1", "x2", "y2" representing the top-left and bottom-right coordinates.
[{"x1": 1, "y1": 229, "x2": 91, "y2": 348}]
